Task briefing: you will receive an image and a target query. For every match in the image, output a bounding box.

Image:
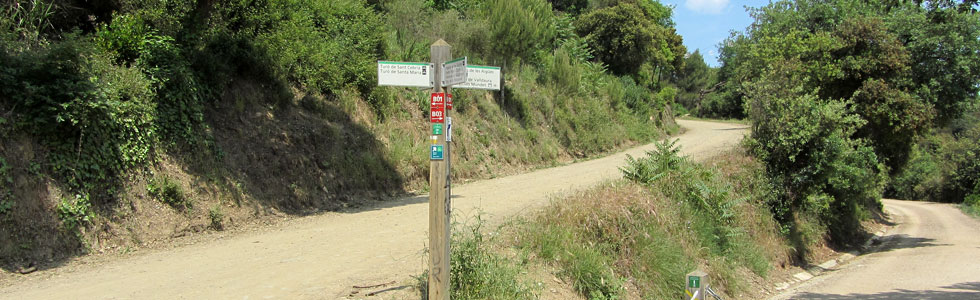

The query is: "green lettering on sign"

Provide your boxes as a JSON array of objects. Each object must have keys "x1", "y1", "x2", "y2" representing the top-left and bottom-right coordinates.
[
  {"x1": 688, "y1": 276, "x2": 700, "y2": 289},
  {"x1": 433, "y1": 124, "x2": 444, "y2": 135}
]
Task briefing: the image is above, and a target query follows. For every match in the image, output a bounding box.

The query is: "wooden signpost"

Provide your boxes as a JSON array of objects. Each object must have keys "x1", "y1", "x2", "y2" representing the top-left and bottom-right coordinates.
[{"x1": 378, "y1": 39, "x2": 501, "y2": 300}]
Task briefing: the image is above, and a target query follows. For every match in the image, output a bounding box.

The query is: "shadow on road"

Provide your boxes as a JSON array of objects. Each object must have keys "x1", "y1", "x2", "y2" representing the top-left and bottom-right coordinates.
[
  {"x1": 712, "y1": 126, "x2": 750, "y2": 131},
  {"x1": 870, "y1": 234, "x2": 949, "y2": 253},
  {"x1": 790, "y1": 281, "x2": 980, "y2": 299}
]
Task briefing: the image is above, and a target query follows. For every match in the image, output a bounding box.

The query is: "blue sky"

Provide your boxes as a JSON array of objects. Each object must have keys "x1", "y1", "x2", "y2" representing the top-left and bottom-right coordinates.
[{"x1": 660, "y1": 0, "x2": 772, "y2": 66}]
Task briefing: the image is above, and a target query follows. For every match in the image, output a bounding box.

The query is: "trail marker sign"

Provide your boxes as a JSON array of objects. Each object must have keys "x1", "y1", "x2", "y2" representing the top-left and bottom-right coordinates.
[
  {"x1": 377, "y1": 61, "x2": 434, "y2": 88},
  {"x1": 430, "y1": 145, "x2": 444, "y2": 160},
  {"x1": 442, "y1": 57, "x2": 467, "y2": 86},
  {"x1": 375, "y1": 39, "x2": 502, "y2": 300},
  {"x1": 446, "y1": 117, "x2": 453, "y2": 142},
  {"x1": 430, "y1": 92, "x2": 445, "y2": 123},
  {"x1": 455, "y1": 65, "x2": 501, "y2": 90},
  {"x1": 685, "y1": 270, "x2": 708, "y2": 300}
]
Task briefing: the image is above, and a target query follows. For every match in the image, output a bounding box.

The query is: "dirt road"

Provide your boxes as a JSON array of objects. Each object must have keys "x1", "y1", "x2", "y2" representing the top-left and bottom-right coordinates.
[
  {"x1": 0, "y1": 120, "x2": 747, "y2": 299},
  {"x1": 772, "y1": 199, "x2": 980, "y2": 299}
]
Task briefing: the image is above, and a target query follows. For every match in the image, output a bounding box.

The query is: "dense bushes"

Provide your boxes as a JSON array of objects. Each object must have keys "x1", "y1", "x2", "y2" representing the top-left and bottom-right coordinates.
[
  {"x1": 2, "y1": 0, "x2": 686, "y2": 262},
  {"x1": 706, "y1": 0, "x2": 980, "y2": 248},
  {"x1": 743, "y1": 63, "x2": 885, "y2": 244},
  {"x1": 889, "y1": 111, "x2": 980, "y2": 203},
  {"x1": 575, "y1": 1, "x2": 684, "y2": 77},
  {"x1": 1, "y1": 35, "x2": 157, "y2": 200}
]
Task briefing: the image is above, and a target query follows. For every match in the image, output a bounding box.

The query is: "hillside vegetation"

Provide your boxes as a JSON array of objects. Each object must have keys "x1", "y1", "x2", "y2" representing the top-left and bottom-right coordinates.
[
  {"x1": 675, "y1": 0, "x2": 980, "y2": 251},
  {"x1": 432, "y1": 1, "x2": 980, "y2": 299},
  {"x1": 0, "y1": 0, "x2": 688, "y2": 268},
  {"x1": 417, "y1": 143, "x2": 789, "y2": 299}
]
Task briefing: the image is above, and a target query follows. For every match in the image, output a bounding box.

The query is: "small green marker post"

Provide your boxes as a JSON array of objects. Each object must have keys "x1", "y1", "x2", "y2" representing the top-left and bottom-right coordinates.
[{"x1": 685, "y1": 270, "x2": 708, "y2": 299}]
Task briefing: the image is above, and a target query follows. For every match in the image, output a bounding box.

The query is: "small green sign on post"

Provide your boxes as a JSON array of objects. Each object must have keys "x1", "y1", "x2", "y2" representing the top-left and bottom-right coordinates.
[
  {"x1": 685, "y1": 270, "x2": 707, "y2": 300},
  {"x1": 433, "y1": 123, "x2": 444, "y2": 135},
  {"x1": 430, "y1": 145, "x2": 444, "y2": 160},
  {"x1": 688, "y1": 276, "x2": 700, "y2": 289}
]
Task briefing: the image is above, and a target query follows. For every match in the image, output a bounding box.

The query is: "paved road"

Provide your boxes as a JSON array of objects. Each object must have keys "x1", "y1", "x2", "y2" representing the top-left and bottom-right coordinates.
[
  {"x1": 772, "y1": 199, "x2": 980, "y2": 299},
  {"x1": 0, "y1": 120, "x2": 747, "y2": 299}
]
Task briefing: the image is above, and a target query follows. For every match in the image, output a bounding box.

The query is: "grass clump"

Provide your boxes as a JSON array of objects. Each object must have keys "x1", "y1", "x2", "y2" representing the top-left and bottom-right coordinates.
[
  {"x1": 417, "y1": 217, "x2": 535, "y2": 299},
  {"x1": 963, "y1": 189, "x2": 980, "y2": 218},
  {"x1": 514, "y1": 140, "x2": 784, "y2": 299},
  {"x1": 208, "y1": 206, "x2": 224, "y2": 230},
  {"x1": 147, "y1": 176, "x2": 191, "y2": 211}
]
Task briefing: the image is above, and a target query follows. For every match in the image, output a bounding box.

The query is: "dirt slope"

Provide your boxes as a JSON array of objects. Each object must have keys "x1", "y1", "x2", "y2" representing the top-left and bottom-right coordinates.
[
  {"x1": 0, "y1": 119, "x2": 747, "y2": 299},
  {"x1": 771, "y1": 199, "x2": 980, "y2": 299}
]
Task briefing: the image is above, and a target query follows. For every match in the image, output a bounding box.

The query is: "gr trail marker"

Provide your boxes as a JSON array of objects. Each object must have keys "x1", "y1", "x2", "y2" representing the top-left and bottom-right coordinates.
[{"x1": 430, "y1": 92, "x2": 445, "y2": 123}]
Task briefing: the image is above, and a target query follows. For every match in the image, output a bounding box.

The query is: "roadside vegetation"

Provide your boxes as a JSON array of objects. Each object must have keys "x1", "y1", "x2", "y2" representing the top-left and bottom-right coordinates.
[
  {"x1": 675, "y1": 0, "x2": 980, "y2": 256},
  {"x1": 424, "y1": 142, "x2": 789, "y2": 299},
  {"x1": 432, "y1": 1, "x2": 980, "y2": 299},
  {"x1": 0, "y1": 0, "x2": 685, "y2": 269}
]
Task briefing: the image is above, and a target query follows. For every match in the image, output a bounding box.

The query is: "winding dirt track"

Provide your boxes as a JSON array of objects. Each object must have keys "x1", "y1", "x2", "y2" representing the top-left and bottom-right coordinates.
[
  {"x1": 0, "y1": 120, "x2": 747, "y2": 299},
  {"x1": 772, "y1": 199, "x2": 980, "y2": 299}
]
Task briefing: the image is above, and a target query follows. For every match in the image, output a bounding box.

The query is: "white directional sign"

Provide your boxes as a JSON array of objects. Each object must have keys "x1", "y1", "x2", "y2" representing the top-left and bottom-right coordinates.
[
  {"x1": 442, "y1": 57, "x2": 468, "y2": 86},
  {"x1": 455, "y1": 65, "x2": 501, "y2": 90},
  {"x1": 378, "y1": 61, "x2": 435, "y2": 88}
]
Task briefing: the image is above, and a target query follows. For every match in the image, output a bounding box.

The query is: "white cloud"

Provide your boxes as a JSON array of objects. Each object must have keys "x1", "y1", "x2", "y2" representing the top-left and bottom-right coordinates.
[{"x1": 685, "y1": 0, "x2": 729, "y2": 14}]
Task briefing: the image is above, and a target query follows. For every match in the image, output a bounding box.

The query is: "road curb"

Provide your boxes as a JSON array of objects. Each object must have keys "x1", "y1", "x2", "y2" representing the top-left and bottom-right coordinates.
[{"x1": 773, "y1": 227, "x2": 892, "y2": 291}]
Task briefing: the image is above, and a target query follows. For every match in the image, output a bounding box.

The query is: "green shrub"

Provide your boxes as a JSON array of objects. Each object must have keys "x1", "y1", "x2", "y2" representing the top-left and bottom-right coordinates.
[
  {"x1": 58, "y1": 194, "x2": 93, "y2": 231},
  {"x1": 148, "y1": 176, "x2": 191, "y2": 210},
  {"x1": 485, "y1": 0, "x2": 555, "y2": 65},
  {"x1": 0, "y1": 157, "x2": 11, "y2": 215},
  {"x1": 575, "y1": 2, "x2": 684, "y2": 76},
  {"x1": 744, "y1": 61, "x2": 885, "y2": 245},
  {"x1": 623, "y1": 140, "x2": 768, "y2": 271},
  {"x1": 1, "y1": 35, "x2": 157, "y2": 199},
  {"x1": 964, "y1": 187, "x2": 980, "y2": 217},
  {"x1": 887, "y1": 111, "x2": 980, "y2": 203},
  {"x1": 208, "y1": 206, "x2": 224, "y2": 230},
  {"x1": 417, "y1": 218, "x2": 535, "y2": 299},
  {"x1": 253, "y1": 0, "x2": 386, "y2": 96},
  {"x1": 541, "y1": 47, "x2": 582, "y2": 93},
  {"x1": 0, "y1": 0, "x2": 55, "y2": 49}
]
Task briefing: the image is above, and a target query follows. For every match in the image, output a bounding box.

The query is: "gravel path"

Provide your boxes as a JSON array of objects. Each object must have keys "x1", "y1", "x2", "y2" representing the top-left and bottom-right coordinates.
[{"x1": 0, "y1": 119, "x2": 748, "y2": 299}]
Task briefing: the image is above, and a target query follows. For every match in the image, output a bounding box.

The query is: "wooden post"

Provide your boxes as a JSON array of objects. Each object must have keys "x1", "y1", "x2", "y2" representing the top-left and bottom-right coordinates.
[{"x1": 428, "y1": 39, "x2": 451, "y2": 300}]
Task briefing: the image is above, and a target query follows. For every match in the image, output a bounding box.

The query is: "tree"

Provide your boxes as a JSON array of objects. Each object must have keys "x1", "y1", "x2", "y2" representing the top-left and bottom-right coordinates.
[
  {"x1": 486, "y1": 0, "x2": 555, "y2": 65},
  {"x1": 673, "y1": 50, "x2": 715, "y2": 111},
  {"x1": 575, "y1": 2, "x2": 684, "y2": 76}
]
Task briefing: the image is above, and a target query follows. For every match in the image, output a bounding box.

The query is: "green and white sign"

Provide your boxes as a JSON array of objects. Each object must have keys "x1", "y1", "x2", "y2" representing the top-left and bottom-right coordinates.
[
  {"x1": 442, "y1": 57, "x2": 468, "y2": 86},
  {"x1": 455, "y1": 65, "x2": 501, "y2": 90},
  {"x1": 377, "y1": 61, "x2": 435, "y2": 88},
  {"x1": 433, "y1": 123, "x2": 444, "y2": 135},
  {"x1": 688, "y1": 276, "x2": 701, "y2": 289}
]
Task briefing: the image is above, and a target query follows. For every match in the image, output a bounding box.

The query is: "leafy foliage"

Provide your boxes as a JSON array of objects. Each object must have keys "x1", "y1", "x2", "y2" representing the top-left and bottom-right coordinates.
[
  {"x1": 147, "y1": 176, "x2": 192, "y2": 210},
  {"x1": 743, "y1": 60, "x2": 886, "y2": 245},
  {"x1": 57, "y1": 194, "x2": 93, "y2": 231},
  {"x1": 486, "y1": 0, "x2": 555, "y2": 66},
  {"x1": 417, "y1": 217, "x2": 536, "y2": 299},
  {"x1": 2, "y1": 35, "x2": 157, "y2": 199},
  {"x1": 575, "y1": 2, "x2": 684, "y2": 77},
  {"x1": 708, "y1": 0, "x2": 980, "y2": 248},
  {"x1": 889, "y1": 110, "x2": 980, "y2": 202}
]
